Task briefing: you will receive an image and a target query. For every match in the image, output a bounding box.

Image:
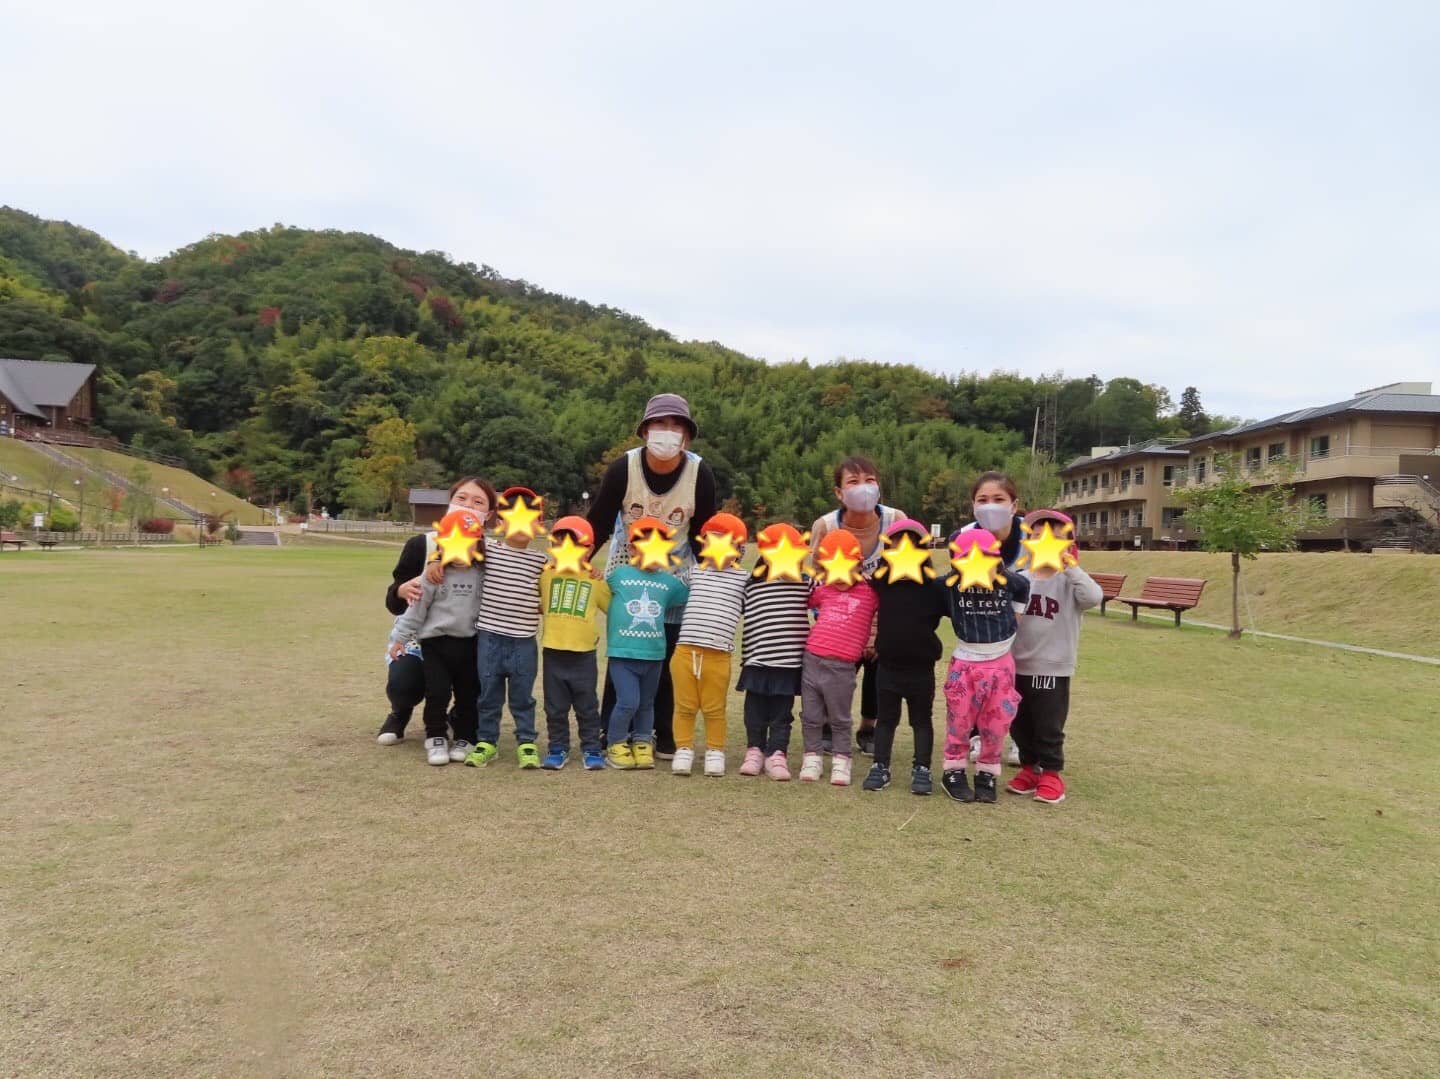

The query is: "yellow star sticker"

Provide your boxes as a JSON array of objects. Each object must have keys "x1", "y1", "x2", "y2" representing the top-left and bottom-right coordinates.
[
  {"x1": 547, "y1": 533, "x2": 592, "y2": 576},
  {"x1": 756, "y1": 532, "x2": 809, "y2": 582},
  {"x1": 697, "y1": 531, "x2": 741, "y2": 571},
  {"x1": 497, "y1": 495, "x2": 544, "y2": 542},
  {"x1": 946, "y1": 542, "x2": 1004, "y2": 591},
  {"x1": 431, "y1": 520, "x2": 482, "y2": 568},
  {"x1": 877, "y1": 532, "x2": 933, "y2": 585},
  {"x1": 816, "y1": 545, "x2": 862, "y2": 587},
  {"x1": 1019, "y1": 522, "x2": 1075, "y2": 574},
  {"x1": 631, "y1": 527, "x2": 677, "y2": 571}
]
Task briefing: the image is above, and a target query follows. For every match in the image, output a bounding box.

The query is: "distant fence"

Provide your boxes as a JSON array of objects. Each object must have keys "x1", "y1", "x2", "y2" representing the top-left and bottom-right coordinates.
[
  {"x1": 21, "y1": 530, "x2": 178, "y2": 546},
  {"x1": 304, "y1": 518, "x2": 421, "y2": 535}
]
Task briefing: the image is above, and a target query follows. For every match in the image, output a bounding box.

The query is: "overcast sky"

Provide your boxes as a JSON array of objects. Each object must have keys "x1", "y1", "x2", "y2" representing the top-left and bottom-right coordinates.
[{"x1": 5, "y1": 0, "x2": 1438, "y2": 418}]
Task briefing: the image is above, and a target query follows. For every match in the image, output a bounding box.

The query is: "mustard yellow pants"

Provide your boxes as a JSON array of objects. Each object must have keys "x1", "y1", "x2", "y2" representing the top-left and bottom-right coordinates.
[{"x1": 670, "y1": 643, "x2": 731, "y2": 750}]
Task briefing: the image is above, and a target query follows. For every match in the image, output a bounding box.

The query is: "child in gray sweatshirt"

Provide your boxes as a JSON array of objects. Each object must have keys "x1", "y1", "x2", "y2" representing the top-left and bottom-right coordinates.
[{"x1": 1008, "y1": 510, "x2": 1102, "y2": 804}]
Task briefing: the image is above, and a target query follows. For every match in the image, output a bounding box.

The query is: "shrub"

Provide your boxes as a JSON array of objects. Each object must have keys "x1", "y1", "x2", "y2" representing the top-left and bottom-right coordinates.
[
  {"x1": 225, "y1": 522, "x2": 240, "y2": 542},
  {"x1": 48, "y1": 507, "x2": 80, "y2": 532},
  {"x1": 0, "y1": 499, "x2": 22, "y2": 530},
  {"x1": 138, "y1": 517, "x2": 176, "y2": 534}
]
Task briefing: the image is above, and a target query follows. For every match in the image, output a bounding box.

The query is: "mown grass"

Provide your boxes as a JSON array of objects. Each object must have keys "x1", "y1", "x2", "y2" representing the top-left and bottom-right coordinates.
[{"x1": 1, "y1": 547, "x2": 1436, "y2": 1077}]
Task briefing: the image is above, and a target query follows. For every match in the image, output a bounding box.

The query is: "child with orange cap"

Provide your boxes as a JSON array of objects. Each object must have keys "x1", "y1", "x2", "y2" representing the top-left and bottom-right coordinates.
[
  {"x1": 604, "y1": 516, "x2": 690, "y2": 769},
  {"x1": 738, "y1": 523, "x2": 813, "y2": 780},
  {"x1": 538, "y1": 515, "x2": 611, "y2": 771},
  {"x1": 669, "y1": 512, "x2": 750, "y2": 777},
  {"x1": 800, "y1": 528, "x2": 878, "y2": 786}
]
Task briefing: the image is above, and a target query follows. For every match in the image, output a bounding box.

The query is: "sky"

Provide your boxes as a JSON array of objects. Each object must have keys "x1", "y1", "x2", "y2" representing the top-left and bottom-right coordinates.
[{"x1": 4, "y1": 0, "x2": 1438, "y2": 419}]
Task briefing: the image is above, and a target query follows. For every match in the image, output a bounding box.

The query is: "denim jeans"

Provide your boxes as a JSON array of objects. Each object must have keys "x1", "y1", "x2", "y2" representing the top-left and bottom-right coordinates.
[
  {"x1": 476, "y1": 630, "x2": 539, "y2": 745},
  {"x1": 607, "y1": 657, "x2": 663, "y2": 747}
]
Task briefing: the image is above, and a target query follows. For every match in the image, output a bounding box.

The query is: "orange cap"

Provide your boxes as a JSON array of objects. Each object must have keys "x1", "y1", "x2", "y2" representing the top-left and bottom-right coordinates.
[
  {"x1": 551, "y1": 515, "x2": 594, "y2": 546},
  {"x1": 435, "y1": 508, "x2": 487, "y2": 539},
  {"x1": 627, "y1": 515, "x2": 672, "y2": 543},
  {"x1": 699, "y1": 512, "x2": 747, "y2": 543},
  {"x1": 757, "y1": 522, "x2": 804, "y2": 548},
  {"x1": 817, "y1": 528, "x2": 862, "y2": 562}
]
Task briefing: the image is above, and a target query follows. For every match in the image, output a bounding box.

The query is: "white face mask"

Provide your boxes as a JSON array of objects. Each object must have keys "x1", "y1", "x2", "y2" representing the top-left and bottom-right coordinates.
[
  {"x1": 841, "y1": 483, "x2": 880, "y2": 513},
  {"x1": 974, "y1": 503, "x2": 1013, "y2": 531},
  {"x1": 647, "y1": 431, "x2": 685, "y2": 461}
]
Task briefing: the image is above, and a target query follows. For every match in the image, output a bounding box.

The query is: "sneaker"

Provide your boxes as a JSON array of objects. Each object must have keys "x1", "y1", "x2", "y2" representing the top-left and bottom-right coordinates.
[
  {"x1": 856, "y1": 725, "x2": 876, "y2": 756},
  {"x1": 449, "y1": 739, "x2": 474, "y2": 763},
  {"x1": 830, "y1": 756, "x2": 852, "y2": 787},
  {"x1": 1004, "y1": 739, "x2": 1021, "y2": 767},
  {"x1": 910, "y1": 764, "x2": 933, "y2": 796},
  {"x1": 798, "y1": 753, "x2": 824, "y2": 782},
  {"x1": 425, "y1": 737, "x2": 449, "y2": 766},
  {"x1": 941, "y1": 767, "x2": 974, "y2": 803},
  {"x1": 1007, "y1": 764, "x2": 1041, "y2": 796},
  {"x1": 1035, "y1": 770, "x2": 1067, "y2": 804},
  {"x1": 703, "y1": 750, "x2": 725, "y2": 777},
  {"x1": 739, "y1": 747, "x2": 765, "y2": 776},
  {"x1": 632, "y1": 742, "x2": 655, "y2": 769},
  {"x1": 541, "y1": 747, "x2": 569, "y2": 771},
  {"x1": 607, "y1": 743, "x2": 636, "y2": 770},
  {"x1": 764, "y1": 751, "x2": 791, "y2": 781},
  {"x1": 862, "y1": 762, "x2": 891, "y2": 792},
  {"x1": 464, "y1": 742, "x2": 499, "y2": 768},
  {"x1": 516, "y1": 743, "x2": 541, "y2": 769},
  {"x1": 671, "y1": 748, "x2": 695, "y2": 776},
  {"x1": 582, "y1": 749, "x2": 606, "y2": 770},
  {"x1": 968, "y1": 735, "x2": 980, "y2": 763},
  {"x1": 654, "y1": 743, "x2": 676, "y2": 761},
  {"x1": 975, "y1": 771, "x2": 998, "y2": 804},
  {"x1": 376, "y1": 713, "x2": 407, "y2": 746}
]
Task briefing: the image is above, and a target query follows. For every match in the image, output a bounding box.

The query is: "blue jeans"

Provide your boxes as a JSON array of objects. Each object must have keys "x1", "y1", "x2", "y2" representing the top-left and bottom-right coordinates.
[
  {"x1": 476, "y1": 630, "x2": 539, "y2": 745},
  {"x1": 607, "y1": 657, "x2": 663, "y2": 746}
]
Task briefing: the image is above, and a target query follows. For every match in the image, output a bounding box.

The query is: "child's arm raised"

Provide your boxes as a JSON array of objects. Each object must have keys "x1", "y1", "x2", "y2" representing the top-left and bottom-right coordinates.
[{"x1": 1066, "y1": 563, "x2": 1104, "y2": 611}]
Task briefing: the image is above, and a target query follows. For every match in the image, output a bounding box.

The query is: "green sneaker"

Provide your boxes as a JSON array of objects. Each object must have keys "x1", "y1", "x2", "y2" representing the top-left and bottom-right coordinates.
[
  {"x1": 516, "y1": 743, "x2": 541, "y2": 769},
  {"x1": 464, "y1": 742, "x2": 499, "y2": 768}
]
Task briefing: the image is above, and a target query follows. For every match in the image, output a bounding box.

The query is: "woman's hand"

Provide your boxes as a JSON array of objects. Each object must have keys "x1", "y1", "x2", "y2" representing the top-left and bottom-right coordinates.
[
  {"x1": 398, "y1": 576, "x2": 424, "y2": 604},
  {"x1": 424, "y1": 562, "x2": 445, "y2": 586},
  {"x1": 387, "y1": 640, "x2": 406, "y2": 660}
]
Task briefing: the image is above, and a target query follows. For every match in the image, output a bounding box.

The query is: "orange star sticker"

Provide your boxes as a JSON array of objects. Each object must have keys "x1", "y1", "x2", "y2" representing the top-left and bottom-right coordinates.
[
  {"x1": 497, "y1": 494, "x2": 545, "y2": 542},
  {"x1": 697, "y1": 530, "x2": 742, "y2": 571},
  {"x1": 547, "y1": 533, "x2": 592, "y2": 576},
  {"x1": 946, "y1": 542, "x2": 1004, "y2": 591},
  {"x1": 877, "y1": 532, "x2": 933, "y2": 585},
  {"x1": 1019, "y1": 522, "x2": 1075, "y2": 574},
  {"x1": 431, "y1": 519, "x2": 483, "y2": 568},
  {"x1": 816, "y1": 544, "x2": 862, "y2": 587},
  {"x1": 631, "y1": 527, "x2": 678, "y2": 571},
  {"x1": 755, "y1": 531, "x2": 809, "y2": 582}
]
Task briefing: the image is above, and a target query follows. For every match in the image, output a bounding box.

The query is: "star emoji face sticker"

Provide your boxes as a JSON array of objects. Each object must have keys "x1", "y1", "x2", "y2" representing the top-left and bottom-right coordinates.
[
  {"x1": 547, "y1": 532, "x2": 592, "y2": 576},
  {"x1": 815, "y1": 543, "x2": 862, "y2": 587},
  {"x1": 945, "y1": 535, "x2": 1004, "y2": 591},
  {"x1": 876, "y1": 531, "x2": 934, "y2": 585},
  {"x1": 1019, "y1": 521, "x2": 1075, "y2": 574},
  {"x1": 631, "y1": 526, "x2": 678, "y2": 572},
  {"x1": 497, "y1": 488, "x2": 545, "y2": 542},
  {"x1": 754, "y1": 526, "x2": 810, "y2": 582},
  {"x1": 430, "y1": 510, "x2": 485, "y2": 569},
  {"x1": 697, "y1": 530, "x2": 742, "y2": 571}
]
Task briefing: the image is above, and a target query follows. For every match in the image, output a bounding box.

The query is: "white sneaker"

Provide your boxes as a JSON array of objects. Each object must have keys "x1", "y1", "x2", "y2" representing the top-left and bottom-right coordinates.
[
  {"x1": 703, "y1": 750, "x2": 725, "y2": 777},
  {"x1": 426, "y1": 737, "x2": 450, "y2": 766},
  {"x1": 671, "y1": 748, "x2": 695, "y2": 775},
  {"x1": 968, "y1": 735, "x2": 980, "y2": 763},
  {"x1": 831, "y1": 756, "x2": 852, "y2": 786},
  {"x1": 1003, "y1": 739, "x2": 1021, "y2": 766},
  {"x1": 799, "y1": 753, "x2": 824, "y2": 782},
  {"x1": 449, "y1": 739, "x2": 474, "y2": 763}
]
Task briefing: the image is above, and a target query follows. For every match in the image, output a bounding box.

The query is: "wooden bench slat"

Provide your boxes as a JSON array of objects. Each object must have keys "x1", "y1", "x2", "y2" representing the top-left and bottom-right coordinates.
[
  {"x1": 1117, "y1": 575, "x2": 1207, "y2": 627},
  {"x1": 1087, "y1": 572, "x2": 1127, "y2": 615}
]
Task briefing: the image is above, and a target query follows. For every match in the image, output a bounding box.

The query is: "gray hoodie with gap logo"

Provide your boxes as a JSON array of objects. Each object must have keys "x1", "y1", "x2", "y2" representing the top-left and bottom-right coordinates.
[{"x1": 1012, "y1": 566, "x2": 1103, "y2": 678}]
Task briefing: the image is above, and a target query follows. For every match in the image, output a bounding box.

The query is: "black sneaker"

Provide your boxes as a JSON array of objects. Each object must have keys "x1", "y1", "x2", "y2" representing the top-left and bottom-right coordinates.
[
  {"x1": 974, "y1": 771, "x2": 998, "y2": 804},
  {"x1": 376, "y1": 712, "x2": 407, "y2": 746},
  {"x1": 861, "y1": 762, "x2": 891, "y2": 792},
  {"x1": 941, "y1": 768, "x2": 974, "y2": 802},
  {"x1": 910, "y1": 764, "x2": 933, "y2": 796},
  {"x1": 856, "y1": 725, "x2": 876, "y2": 756}
]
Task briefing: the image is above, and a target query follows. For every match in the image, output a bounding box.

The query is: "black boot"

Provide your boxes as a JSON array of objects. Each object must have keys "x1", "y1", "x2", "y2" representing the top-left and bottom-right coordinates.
[
  {"x1": 974, "y1": 771, "x2": 997, "y2": 804},
  {"x1": 376, "y1": 712, "x2": 408, "y2": 745},
  {"x1": 941, "y1": 767, "x2": 973, "y2": 803}
]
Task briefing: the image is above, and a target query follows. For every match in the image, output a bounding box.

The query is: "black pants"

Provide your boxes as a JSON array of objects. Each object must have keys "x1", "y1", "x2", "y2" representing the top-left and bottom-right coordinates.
[
  {"x1": 743, "y1": 693, "x2": 795, "y2": 755},
  {"x1": 600, "y1": 621, "x2": 682, "y2": 752},
  {"x1": 543, "y1": 648, "x2": 602, "y2": 754},
  {"x1": 420, "y1": 636, "x2": 479, "y2": 743},
  {"x1": 1011, "y1": 674, "x2": 1070, "y2": 771},
  {"x1": 872, "y1": 662, "x2": 935, "y2": 769},
  {"x1": 386, "y1": 653, "x2": 426, "y2": 729}
]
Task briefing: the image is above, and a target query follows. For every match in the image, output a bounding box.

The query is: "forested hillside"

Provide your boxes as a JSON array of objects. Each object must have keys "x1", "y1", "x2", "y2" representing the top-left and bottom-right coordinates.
[{"x1": 0, "y1": 206, "x2": 1228, "y2": 524}]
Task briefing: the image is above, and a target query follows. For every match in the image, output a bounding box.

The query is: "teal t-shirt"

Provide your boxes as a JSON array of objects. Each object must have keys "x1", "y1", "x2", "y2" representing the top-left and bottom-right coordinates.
[{"x1": 605, "y1": 567, "x2": 690, "y2": 660}]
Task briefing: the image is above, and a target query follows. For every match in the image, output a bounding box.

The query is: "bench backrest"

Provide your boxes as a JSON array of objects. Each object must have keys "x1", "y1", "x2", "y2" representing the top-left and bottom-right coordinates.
[
  {"x1": 1089, "y1": 572, "x2": 1126, "y2": 598},
  {"x1": 0, "y1": 531, "x2": 19, "y2": 542},
  {"x1": 1138, "y1": 576, "x2": 1207, "y2": 605}
]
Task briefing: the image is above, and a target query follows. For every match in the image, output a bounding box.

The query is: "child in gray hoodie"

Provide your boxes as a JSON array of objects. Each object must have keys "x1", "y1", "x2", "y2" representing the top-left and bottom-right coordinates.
[{"x1": 1008, "y1": 510, "x2": 1102, "y2": 804}]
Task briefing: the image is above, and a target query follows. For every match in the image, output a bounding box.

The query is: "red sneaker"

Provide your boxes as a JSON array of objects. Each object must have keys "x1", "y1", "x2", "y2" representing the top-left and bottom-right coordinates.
[
  {"x1": 1035, "y1": 770, "x2": 1066, "y2": 804},
  {"x1": 1006, "y1": 764, "x2": 1040, "y2": 796}
]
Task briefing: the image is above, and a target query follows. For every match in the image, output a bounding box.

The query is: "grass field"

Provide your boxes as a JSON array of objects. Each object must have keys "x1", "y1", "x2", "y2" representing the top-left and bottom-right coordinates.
[{"x1": 3, "y1": 547, "x2": 1438, "y2": 1077}]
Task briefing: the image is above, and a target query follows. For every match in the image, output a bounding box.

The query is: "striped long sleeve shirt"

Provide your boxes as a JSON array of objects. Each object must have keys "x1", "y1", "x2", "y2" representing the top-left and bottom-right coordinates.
[
  {"x1": 475, "y1": 542, "x2": 548, "y2": 638},
  {"x1": 739, "y1": 576, "x2": 812, "y2": 669},
  {"x1": 677, "y1": 565, "x2": 750, "y2": 652}
]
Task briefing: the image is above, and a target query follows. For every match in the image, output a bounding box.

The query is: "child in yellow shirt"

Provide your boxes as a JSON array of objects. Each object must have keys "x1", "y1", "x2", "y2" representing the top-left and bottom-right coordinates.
[{"x1": 539, "y1": 516, "x2": 611, "y2": 770}]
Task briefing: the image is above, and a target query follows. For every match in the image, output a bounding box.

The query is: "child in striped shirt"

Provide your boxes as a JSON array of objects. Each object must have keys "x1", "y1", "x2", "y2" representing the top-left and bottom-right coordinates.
[
  {"x1": 800, "y1": 529, "x2": 878, "y2": 787},
  {"x1": 467, "y1": 486, "x2": 549, "y2": 771},
  {"x1": 737, "y1": 523, "x2": 813, "y2": 781},
  {"x1": 669, "y1": 513, "x2": 750, "y2": 777}
]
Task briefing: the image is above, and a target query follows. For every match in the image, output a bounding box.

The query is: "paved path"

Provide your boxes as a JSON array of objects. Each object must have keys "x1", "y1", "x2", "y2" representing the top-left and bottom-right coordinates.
[{"x1": 1113, "y1": 611, "x2": 1440, "y2": 666}]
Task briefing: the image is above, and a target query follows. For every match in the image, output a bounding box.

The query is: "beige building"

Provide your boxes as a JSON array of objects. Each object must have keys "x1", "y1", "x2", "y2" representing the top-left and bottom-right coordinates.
[{"x1": 1059, "y1": 382, "x2": 1440, "y2": 550}]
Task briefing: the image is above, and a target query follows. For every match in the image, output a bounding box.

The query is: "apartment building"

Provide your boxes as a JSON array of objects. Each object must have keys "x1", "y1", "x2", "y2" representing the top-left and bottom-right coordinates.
[{"x1": 1058, "y1": 440, "x2": 1196, "y2": 548}]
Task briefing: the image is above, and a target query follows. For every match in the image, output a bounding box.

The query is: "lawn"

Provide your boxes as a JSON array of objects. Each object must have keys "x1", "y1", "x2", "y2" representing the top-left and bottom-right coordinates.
[{"x1": 2, "y1": 547, "x2": 1437, "y2": 1077}]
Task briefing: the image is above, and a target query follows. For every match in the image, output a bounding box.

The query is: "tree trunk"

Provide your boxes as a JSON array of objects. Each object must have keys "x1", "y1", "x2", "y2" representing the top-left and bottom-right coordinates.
[{"x1": 1229, "y1": 548, "x2": 1242, "y2": 639}]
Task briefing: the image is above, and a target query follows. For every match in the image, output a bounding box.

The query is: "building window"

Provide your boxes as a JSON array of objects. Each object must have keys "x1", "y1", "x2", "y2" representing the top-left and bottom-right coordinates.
[
  {"x1": 1163, "y1": 465, "x2": 1174, "y2": 486},
  {"x1": 1268, "y1": 442, "x2": 1285, "y2": 461},
  {"x1": 1132, "y1": 508, "x2": 1144, "y2": 527},
  {"x1": 1134, "y1": 467, "x2": 1145, "y2": 485},
  {"x1": 1120, "y1": 468, "x2": 1131, "y2": 488},
  {"x1": 1162, "y1": 508, "x2": 1184, "y2": 527},
  {"x1": 1195, "y1": 459, "x2": 1207, "y2": 482},
  {"x1": 1245, "y1": 447, "x2": 1261, "y2": 469},
  {"x1": 1310, "y1": 435, "x2": 1330, "y2": 459},
  {"x1": 1101, "y1": 472, "x2": 1111, "y2": 488},
  {"x1": 1099, "y1": 511, "x2": 1109, "y2": 527}
]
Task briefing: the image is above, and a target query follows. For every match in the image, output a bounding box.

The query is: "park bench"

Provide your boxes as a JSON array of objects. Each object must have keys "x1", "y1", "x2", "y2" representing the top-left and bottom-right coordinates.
[
  {"x1": 1, "y1": 530, "x2": 26, "y2": 551},
  {"x1": 35, "y1": 532, "x2": 61, "y2": 550},
  {"x1": 1117, "y1": 576, "x2": 1207, "y2": 627},
  {"x1": 199, "y1": 534, "x2": 225, "y2": 547},
  {"x1": 1089, "y1": 572, "x2": 1127, "y2": 615}
]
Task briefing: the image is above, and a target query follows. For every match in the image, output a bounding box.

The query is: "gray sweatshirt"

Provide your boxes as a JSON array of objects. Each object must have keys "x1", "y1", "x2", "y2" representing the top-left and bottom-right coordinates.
[
  {"x1": 1012, "y1": 565, "x2": 1103, "y2": 677},
  {"x1": 388, "y1": 564, "x2": 485, "y2": 644}
]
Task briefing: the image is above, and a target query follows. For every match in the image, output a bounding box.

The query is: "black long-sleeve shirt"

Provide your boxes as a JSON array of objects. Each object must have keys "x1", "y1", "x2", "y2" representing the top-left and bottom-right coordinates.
[
  {"x1": 586, "y1": 451, "x2": 717, "y2": 559},
  {"x1": 385, "y1": 534, "x2": 428, "y2": 615},
  {"x1": 874, "y1": 577, "x2": 949, "y2": 667}
]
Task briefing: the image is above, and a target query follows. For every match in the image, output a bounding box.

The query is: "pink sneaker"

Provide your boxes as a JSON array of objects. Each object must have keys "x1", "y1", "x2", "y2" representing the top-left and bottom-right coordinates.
[
  {"x1": 764, "y1": 751, "x2": 791, "y2": 781},
  {"x1": 739, "y1": 747, "x2": 764, "y2": 776}
]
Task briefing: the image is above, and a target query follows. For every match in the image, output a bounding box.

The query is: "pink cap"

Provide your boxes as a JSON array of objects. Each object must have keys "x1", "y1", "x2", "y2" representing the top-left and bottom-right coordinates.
[{"x1": 951, "y1": 528, "x2": 1000, "y2": 556}]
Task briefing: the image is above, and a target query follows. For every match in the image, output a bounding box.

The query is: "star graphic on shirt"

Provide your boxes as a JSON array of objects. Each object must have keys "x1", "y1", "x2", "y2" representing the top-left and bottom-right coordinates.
[
  {"x1": 945, "y1": 542, "x2": 1004, "y2": 591},
  {"x1": 1019, "y1": 521, "x2": 1076, "y2": 574},
  {"x1": 815, "y1": 545, "x2": 862, "y2": 588},
  {"x1": 547, "y1": 533, "x2": 591, "y2": 576},
  {"x1": 624, "y1": 587, "x2": 663, "y2": 631},
  {"x1": 697, "y1": 530, "x2": 741, "y2": 571},
  {"x1": 755, "y1": 530, "x2": 809, "y2": 582},
  {"x1": 497, "y1": 494, "x2": 545, "y2": 542},
  {"x1": 631, "y1": 527, "x2": 678, "y2": 571},
  {"x1": 876, "y1": 532, "x2": 933, "y2": 585},
  {"x1": 431, "y1": 519, "x2": 483, "y2": 569}
]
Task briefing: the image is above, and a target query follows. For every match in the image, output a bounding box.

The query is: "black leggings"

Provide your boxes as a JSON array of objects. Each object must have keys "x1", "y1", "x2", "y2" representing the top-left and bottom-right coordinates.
[
  {"x1": 872, "y1": 662, "x2": 935, "y2": 769},
  {"x1": 386, "y1": 654, "x2": 426, "y2": 726},
  {"x1": 1011, "y1": 674, "x2": 1070, "y2": 771},
  {"x1": 420, "y1": 636, "x2": 479, "y2": 743}
]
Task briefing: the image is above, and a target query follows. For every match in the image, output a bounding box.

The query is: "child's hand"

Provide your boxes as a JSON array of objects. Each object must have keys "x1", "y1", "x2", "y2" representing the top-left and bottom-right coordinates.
[
  {"x1": 398, "y1": 576, "x2": 424, "y2": 605},
  {"x1": 424, "y1": 562, "x2": 445, "y2": 586},
  {"x1": 862, "y1": 646, "x2": 877, "y2": 663},
  {"x1": 589, "y1": 562, "x2": 604, "y2": 581},
  {"x1": 387, "y1": 639, "x2": 406, "y2": 660},
  {"x1": 1064, "y1": 544, "x2": 1080, "y2": 568}
]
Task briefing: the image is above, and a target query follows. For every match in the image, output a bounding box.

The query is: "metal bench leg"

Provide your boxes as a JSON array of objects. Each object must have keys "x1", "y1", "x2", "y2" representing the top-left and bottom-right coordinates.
[
  {"x1": 1174, "y1": 610, "x2": 1181, "y2": 627},
  {"x1": 1130, "y1": 605, "x2": 1138, "y2": 621}
]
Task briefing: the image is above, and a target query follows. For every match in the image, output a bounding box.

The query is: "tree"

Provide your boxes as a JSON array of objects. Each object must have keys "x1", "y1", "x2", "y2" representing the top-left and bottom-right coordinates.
[
  {"x1": 121, "y1": 463, "x2": 156, "y2": 527},
  {"x1": 1175, "y1": 456, "x2": 1319, "y2": 638},
  {"x1": 1177, "y1": 386, "x2": 1209, "y2": 433},
  {"x1": 36, "y1": 452, "x2": 71, "y2": 516}
]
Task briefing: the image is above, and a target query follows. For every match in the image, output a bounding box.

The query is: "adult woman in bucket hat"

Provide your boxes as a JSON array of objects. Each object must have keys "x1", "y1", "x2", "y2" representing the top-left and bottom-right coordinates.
[{"x1": 586, "y1": 393, "x2": 717, "y2": 757}]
